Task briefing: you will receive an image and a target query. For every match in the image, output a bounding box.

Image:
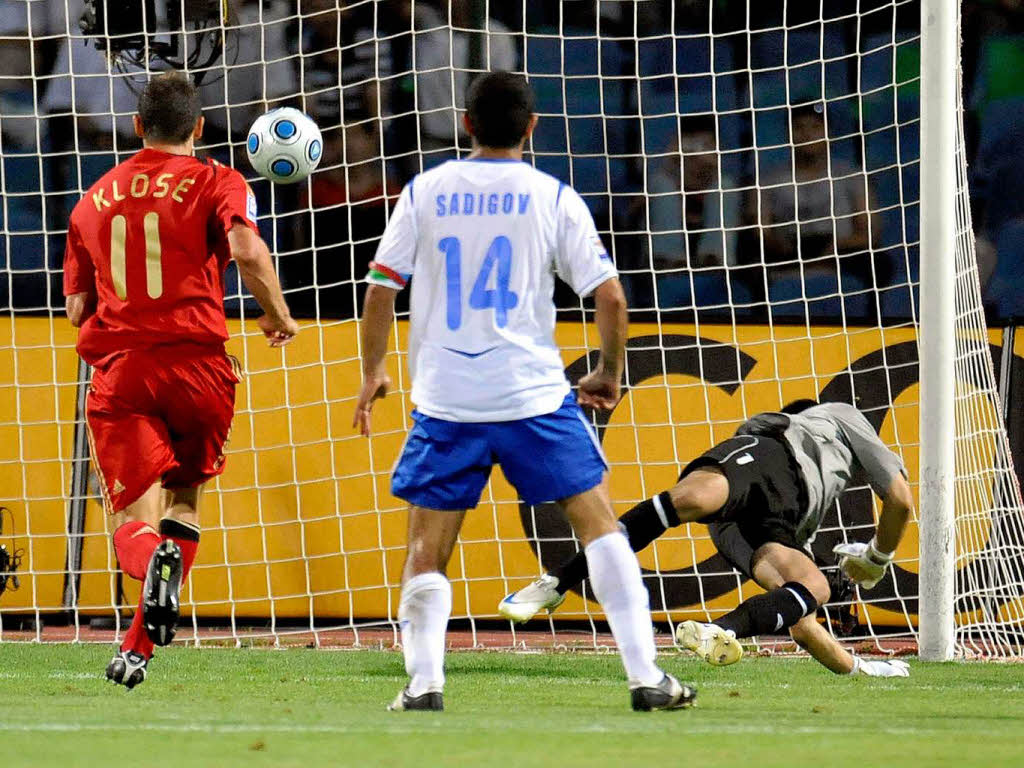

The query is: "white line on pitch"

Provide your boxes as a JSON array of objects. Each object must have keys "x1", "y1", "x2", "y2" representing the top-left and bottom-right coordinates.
[
  {"x1": 3, "y1": 672, "x2": 1024, "y2": 695},
  {"x1": 0, "y1": 722, "x2": 942, "y2": 736}
]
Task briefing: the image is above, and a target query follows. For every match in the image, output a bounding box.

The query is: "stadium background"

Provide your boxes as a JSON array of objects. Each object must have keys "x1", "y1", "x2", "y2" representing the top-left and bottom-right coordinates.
[{"x1": 1, "y1": 0, "x2": 1023, "y2": 634}]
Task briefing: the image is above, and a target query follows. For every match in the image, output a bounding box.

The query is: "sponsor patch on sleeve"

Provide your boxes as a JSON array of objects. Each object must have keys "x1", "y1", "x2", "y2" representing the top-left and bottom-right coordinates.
[
  {"x1": 246, "y1": 187, "x2": 258, "y2": 223},
  {"x1": 591, "y1": 234, "x2": 611, "y2": 262}
]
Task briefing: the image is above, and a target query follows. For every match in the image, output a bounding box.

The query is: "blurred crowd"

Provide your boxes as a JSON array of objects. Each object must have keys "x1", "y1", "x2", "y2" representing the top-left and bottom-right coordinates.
[{"x1": 2, "y1": 0, "x2": 1023, "y2": 323}]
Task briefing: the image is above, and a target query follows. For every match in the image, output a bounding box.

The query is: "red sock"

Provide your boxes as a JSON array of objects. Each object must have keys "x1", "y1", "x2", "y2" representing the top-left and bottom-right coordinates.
[
  {"x1": 112, "y1": 521, "x2": 161, "y2": 581},
  {"x1": 117, "y1": 519, "x2": 201, "y2": 659},
  {"x1": 113, "y1": 522, "x2": 161, "y2": 659},
  {"x1": 120, "y1": 593, "x2": 155, "y2": 659}
]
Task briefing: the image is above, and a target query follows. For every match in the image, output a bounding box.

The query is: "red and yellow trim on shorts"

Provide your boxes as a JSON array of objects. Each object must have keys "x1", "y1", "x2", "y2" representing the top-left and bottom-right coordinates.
[
  {"x1": 83, "y1": 391, "x2": 116, "y2": 517},
  {"x1": 226, "y1": 353, "x2": 243, "y2": 383}
]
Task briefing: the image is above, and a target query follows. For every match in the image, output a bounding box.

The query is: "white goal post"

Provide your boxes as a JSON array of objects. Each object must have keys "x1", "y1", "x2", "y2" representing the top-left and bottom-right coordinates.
[
  {"x1": 918, "y1": 0, "x2": 957, "y2": 662},
  {"x1": 1, "y1": 0, "x2": 1023, "y2": 659}
]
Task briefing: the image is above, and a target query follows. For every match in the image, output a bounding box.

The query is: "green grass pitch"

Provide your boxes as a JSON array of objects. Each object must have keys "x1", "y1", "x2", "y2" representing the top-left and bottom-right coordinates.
[{"x1": 3, "y1": 644, "x2": 1024, "y2": 767}]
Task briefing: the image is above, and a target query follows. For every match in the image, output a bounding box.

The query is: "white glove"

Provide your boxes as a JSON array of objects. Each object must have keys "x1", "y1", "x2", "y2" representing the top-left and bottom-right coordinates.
[
  {"x1": 832, "y1": 538, "x2": 893, "y2": 589},
  {"x1": 850, "y1": 656, "x2": 910, "y2": 678}
]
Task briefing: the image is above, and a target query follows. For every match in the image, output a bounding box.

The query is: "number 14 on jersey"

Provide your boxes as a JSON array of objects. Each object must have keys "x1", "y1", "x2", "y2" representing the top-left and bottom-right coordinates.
[{"x1": 439, "y1": 236, "x2": 519, "y2": 330}]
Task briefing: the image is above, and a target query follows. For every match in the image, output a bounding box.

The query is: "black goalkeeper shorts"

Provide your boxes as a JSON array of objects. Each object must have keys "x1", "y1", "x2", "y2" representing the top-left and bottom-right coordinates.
[
  {"x1": 706, "y1": 519, "x2": 758, "y2": 580},
  {"x1": 679, "y1": 434, "x2": 808, "y2": 554}
]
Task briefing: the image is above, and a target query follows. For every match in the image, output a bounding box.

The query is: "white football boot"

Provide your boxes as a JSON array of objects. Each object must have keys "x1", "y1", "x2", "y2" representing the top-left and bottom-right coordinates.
[
  {"x1": 676, "y1": 620, "x2": 743, "y2": 666},
  {"x1": 105, "y1": 650, "x2": 148, "y2": 690},
  {"x1": 498, "y1": 574, "x2": 565, "y2": 623}
]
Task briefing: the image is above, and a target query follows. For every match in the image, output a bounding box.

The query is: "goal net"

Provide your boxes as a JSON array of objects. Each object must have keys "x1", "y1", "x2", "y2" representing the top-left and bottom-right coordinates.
[{"x1": 2, "y1": 0, "x2": 1023, "y2": 658}]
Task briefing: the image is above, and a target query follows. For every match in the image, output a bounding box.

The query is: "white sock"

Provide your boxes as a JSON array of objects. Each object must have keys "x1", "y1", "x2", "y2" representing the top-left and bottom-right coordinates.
[
  {"x1": 585, "y1": 531, "x2": 663, "y2": 688},
  {"x1": 398, "y1": 571, "x2": 451, "y2": 696}
]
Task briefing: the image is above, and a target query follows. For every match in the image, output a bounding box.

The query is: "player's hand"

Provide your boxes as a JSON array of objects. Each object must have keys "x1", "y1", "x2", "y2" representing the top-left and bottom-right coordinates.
[
  {"x1": 257, "y1": 314, "x2": 299, "y2": 347},
  {"x1": 852, "y1": 657, "x2": 910, "y2": 678},
  {"x1": 353, "y1": 369, "x2": 392, "y2": 437},
  {"x1": 833, "y1": 539, "x2": 893, "y2": 590},
  {"x1": 577, "y1": 369, "x2": 621, "y2": 411}
]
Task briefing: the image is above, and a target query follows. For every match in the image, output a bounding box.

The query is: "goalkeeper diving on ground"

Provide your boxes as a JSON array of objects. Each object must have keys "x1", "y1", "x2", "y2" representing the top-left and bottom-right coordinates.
[{"x1": 501, "y1": 399, "x2": 914, "y2": 678}]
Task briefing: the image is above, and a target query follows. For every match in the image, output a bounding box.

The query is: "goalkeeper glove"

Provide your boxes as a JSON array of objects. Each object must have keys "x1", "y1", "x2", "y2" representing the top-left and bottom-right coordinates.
[
  {"x1": 832, "y1": 538, "x2": 893, "y2": 589},
  {"x1": 850, "y1": 656, "x2": 910, "y2": 678}
]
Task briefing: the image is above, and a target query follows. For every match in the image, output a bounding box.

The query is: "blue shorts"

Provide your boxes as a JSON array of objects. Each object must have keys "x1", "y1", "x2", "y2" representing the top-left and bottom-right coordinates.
[{"x1": 391, "y1": 393, "x2": 607, "y2": 510}]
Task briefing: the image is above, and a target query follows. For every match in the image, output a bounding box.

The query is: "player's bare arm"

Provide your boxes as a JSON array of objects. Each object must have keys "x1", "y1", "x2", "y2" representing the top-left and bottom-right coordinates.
[
  {"x1": 877, "y1": 473, "x2": 914, "y2": 552},
  {"x1": 63, "y1": 221, "x2": 96, "y2": 329},
  {"x1": 353, "y1": 283, "x2": 397, "y2": 437},
  {"x1": 789, "y1": 616, "x2": 856, "y2": 673},
  {"x1": 227, "y1": 224, "x2": 298, "y2": 347},
  {"x1": 748, "y1": 542, "x2": 899, "y2": 676},
  {"x1": 65, "y1": 291, "x2": 95, "y2": 327},
  {"x1": 835, "y1": 472, "x2": 914, "y2": 589},
  {"x1": 746, "y1": 543, "x2": 855, "y2": 673},
  {"x1": 577, "y1": 277, "x2": 627, "y2": 411}
]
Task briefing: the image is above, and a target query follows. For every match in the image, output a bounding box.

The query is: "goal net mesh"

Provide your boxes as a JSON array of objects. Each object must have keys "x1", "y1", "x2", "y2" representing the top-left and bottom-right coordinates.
[{"x1": 2, "y1": 0, "x2": 1023, "y2": 657}]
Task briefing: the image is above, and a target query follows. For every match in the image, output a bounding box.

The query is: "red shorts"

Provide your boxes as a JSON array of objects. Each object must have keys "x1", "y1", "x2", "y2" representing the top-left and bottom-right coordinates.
[{"x1": 85, "y1": 344, "x2": 240, "y2": 513}]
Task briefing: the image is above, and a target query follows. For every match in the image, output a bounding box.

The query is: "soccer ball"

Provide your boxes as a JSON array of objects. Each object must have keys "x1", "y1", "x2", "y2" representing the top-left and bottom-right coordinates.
[{"x1": 246, "y1": 108, "x2": 323, "y2": 184}]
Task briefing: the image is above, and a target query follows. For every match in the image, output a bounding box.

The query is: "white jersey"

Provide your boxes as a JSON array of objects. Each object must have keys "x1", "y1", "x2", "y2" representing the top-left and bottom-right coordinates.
[{"x1": 366, "y1": 158, "x2": 617, "y2": 422}]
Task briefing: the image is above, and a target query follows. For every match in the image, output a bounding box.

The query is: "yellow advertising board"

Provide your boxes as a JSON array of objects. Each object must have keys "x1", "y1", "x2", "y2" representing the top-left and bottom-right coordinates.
[{"x1": 0, "y1": 316, "x2": 1017, "y2": 629}]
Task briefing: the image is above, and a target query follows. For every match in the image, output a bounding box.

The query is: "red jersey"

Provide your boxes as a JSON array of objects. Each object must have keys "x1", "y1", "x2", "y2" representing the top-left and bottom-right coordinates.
[{"x1": 63, "y1": 148, "x2": 258, "y2": 367}]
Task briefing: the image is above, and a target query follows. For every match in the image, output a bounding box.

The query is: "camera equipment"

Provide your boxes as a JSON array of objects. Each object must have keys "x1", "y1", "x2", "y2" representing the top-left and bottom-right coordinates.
[
  {"x1": 0, "y1": 508, "x2": 23, "y2": 598},
  {"x1": 79, "y1": 0, "x2": 237, "y2": 86}
]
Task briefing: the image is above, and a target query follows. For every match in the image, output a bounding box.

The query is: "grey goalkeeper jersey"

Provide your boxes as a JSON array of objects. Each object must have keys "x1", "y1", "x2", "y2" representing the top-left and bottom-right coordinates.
[{"x1": 737, "y1": 402, "x2": 907, "y2": 546}]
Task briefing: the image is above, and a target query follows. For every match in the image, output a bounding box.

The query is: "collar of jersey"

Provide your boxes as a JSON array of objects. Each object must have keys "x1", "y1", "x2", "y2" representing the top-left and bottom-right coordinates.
[
  {"x1": 453, "y1": 158, "x2": 524, "y2": 163},
  {"x1": 137, "y1": 147, "x2": 193, "y2": 160}
]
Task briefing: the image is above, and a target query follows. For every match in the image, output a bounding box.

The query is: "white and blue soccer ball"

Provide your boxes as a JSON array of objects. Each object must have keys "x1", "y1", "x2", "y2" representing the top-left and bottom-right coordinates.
[{"x1": 246, "y1": 107, "x2": 323, "y2": 184}]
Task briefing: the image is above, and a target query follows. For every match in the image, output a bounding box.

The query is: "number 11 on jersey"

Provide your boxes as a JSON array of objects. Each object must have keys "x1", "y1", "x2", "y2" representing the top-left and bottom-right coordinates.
[
  {"x1": 110, "y1": 211, "x2": 163, "y2": 300},
  {"x1": 439, "y1": 236, "x2": 519, "y2": 330}
]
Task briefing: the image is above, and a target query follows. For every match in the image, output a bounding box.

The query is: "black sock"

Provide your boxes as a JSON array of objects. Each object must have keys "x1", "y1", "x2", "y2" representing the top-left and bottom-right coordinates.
[
  {"x1": 714, "y1": 581, "x2": 818, "y2": 638},
  {"x1": 158, "y1": 518, "x2": 200, "y2": 542},
  {"x1": 551, "y1": 491, "x2": 679, "y2": 595}
]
